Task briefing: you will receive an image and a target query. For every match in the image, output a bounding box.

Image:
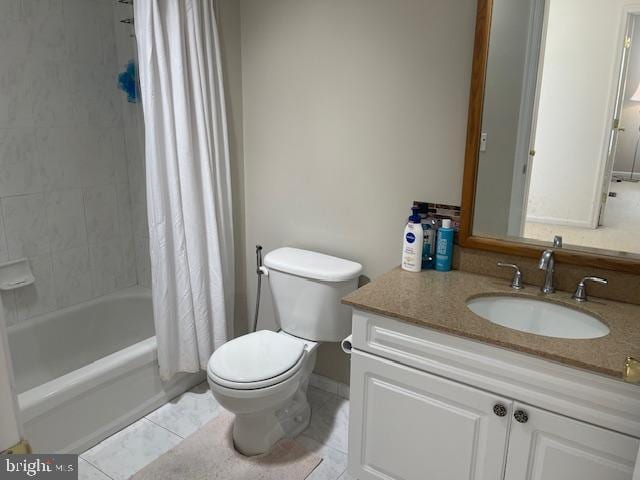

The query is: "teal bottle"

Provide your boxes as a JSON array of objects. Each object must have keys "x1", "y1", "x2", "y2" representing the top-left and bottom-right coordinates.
[{"x1": 435, "y1": 219, "x2": 454, "y2": 272}]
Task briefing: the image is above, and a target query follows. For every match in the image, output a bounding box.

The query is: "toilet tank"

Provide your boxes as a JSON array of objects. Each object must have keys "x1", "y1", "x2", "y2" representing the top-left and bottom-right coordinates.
[{"x1": 263, "y1": 247, "x2": 362, "y2": 342}]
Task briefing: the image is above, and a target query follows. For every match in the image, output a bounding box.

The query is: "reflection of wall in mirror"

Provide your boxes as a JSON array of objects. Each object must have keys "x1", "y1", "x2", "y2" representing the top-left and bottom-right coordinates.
[
  {"x1": 527, "y1": 0, "x2": 629, "y2": 229},
  {"x1": 474, "y1": 0, "x2": 534, "y2": 237},
  {"x1": 615, "y1": 15, "x2": 640, "y2": 176}
]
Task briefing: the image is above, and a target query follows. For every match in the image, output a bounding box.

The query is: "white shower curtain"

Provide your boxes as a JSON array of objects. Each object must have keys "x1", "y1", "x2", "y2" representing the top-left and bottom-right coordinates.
[{"x1": 134, "y1": 0, "x2": 234, "y2": 380}]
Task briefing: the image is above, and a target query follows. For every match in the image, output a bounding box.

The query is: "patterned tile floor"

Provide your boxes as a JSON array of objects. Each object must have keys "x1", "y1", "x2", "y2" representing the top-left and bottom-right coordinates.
[{"x1": 79, "y1": 382, "x2": 353, "y2": 480}]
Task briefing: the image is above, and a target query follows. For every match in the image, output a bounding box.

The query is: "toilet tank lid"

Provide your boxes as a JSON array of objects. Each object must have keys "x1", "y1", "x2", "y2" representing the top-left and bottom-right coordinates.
[{"x1": 264, "y1": 247, "x2": 362, "y2": 282}]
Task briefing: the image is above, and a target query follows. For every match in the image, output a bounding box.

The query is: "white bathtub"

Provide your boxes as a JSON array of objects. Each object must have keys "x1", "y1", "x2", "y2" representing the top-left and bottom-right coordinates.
[{"x1": 7, "y1": 287, "x2": 204, "y2": 453}]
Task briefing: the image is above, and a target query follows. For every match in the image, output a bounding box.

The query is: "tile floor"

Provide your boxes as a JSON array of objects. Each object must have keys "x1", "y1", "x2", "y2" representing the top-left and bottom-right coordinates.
[{"x1": 79, "y1": 382, "x2": 353, "y2": 480}]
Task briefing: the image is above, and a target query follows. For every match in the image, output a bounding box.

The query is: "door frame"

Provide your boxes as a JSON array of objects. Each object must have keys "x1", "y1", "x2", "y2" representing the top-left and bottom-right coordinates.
[
  {"x1": 507, "y1": 0, "x2": 548, "y2": 237},
  {"x1": 595, "y1": 7, "x2": 640, "y2": 228}
]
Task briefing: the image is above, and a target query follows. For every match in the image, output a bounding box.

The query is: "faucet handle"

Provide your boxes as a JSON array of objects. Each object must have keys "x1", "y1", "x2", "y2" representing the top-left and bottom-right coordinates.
[
  {"x1": 497, "y1": 262, "x2": 524, "y2": 290},
  {"x1": 572, "y1": 276, "x2": 608, "y2": 302}
]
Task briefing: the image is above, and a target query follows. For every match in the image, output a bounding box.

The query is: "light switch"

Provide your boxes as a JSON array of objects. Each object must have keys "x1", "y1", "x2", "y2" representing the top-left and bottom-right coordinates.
[{"x1": 480, "y1": 132, "x2": 488, "y2": 152}]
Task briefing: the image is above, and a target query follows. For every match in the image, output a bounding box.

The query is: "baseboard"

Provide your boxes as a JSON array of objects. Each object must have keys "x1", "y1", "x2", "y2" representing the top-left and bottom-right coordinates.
[
  {"x1": 525, "y1": 215, "x2": 593, "y2": 228},
  {"x1": 309, "y1": 373, "x2": 349, "y2": 399},
  {"x1": 612, "y1": 170, "x2": 639, "y2": 180}
]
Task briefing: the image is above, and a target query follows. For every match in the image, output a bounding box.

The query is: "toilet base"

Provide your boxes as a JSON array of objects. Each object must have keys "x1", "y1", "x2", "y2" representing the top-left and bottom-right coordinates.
[{"x1": 233, "y1": 386, "x2": 311, "y2": 456}]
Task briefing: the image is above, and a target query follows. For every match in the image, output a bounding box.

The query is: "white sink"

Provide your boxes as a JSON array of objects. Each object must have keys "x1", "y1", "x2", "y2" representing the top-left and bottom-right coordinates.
[{"x1": 466, "y1": 296, "x2": 609, "y2": 339}]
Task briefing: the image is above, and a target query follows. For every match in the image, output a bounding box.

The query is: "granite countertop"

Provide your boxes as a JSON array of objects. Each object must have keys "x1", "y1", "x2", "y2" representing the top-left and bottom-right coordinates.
[{"x1": 342, "y1": 268, "x2": 640, "y2": 380}]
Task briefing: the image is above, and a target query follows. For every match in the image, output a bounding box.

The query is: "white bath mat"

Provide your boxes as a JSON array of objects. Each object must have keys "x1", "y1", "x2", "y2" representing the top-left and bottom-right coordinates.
[{"x1": 130, "y1": 411, "x2": 322, "y2": 480}]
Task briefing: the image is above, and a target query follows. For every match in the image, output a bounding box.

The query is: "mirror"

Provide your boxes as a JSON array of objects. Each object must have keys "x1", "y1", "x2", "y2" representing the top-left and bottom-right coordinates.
[{"x1": 472, "y1": 0, "x2": 640, "y2": 259}]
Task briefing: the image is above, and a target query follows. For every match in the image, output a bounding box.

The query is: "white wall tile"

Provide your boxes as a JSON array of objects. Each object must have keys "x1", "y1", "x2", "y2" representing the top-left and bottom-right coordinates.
[
  {"x1": 89, "y1": 233, "x2": 138, "y2": 295},
  {"x1": 135, "y1": 237, "x2": 151, "y2": 289},
  {"x1": 84, "y1": 185, "x2": 118, "y2": 245},
  {"x1": 113, "y1": 3, "x2": 136, "y2": 68},
  {"x1": 3, "y1": 193, "x2": 49, "y2": 259},
  {"x1": 62, "y1": 0, "x2": 109, "y2": 65},
  {"x1": 89, "y1": 240, "x2": 122, "y2": 296},
  {"x1": 99, "y1": 1, "x2": 119, "y2": 69},
  {"x1": 1, "y1": 291, "x2": 17, "y2": 326},
  {"x1": 31, "y1": 60, "x2": 75, "y2": 127},
  {"x1": 31, "y1": 60, "x2": 74, "y2": 128},
  {"x1": 36, "y1": 127, "x2": 84, "y2": 189},
  {"x1": 111, "y1": 129, "x2": 129, "y2": 184},
  {"x1": 0, "y1": 59, "x2": 32, "y2": 128},
  {"x1": 22, "y1": 0, "x2": 67, "y2": 61},
  {"x1": 118, "y1": 233, "x2": 137, "y2": 288},
  {"x1": 116, "y1": 183, "x2": 133, "y2": 240},
  {"x1": 0, "y1": 199, "x2": 8, "y2": 262},
  {"x1": 70, "y1": 65, "x2": 120, "y2": 128},
  {"x1": 0, "y1": 1, "x2": 30, "y2": 61},
  {"x1": 0, "y1": 0, "x2": 145, "y2": 325},
  {"x1": 131, "y1": 196, "x2": 149, "y2": 242},
  {"x1": 14, "y1": 254, "x2": 56, "y2": 322},
  {"x1": 85, "y1": 128, "x2": 119, "y2": 186},
  {"x1": 46, "y1": 188, "x2": 87, "y2": 252},
  {"x1": 0, "y1": 128, "x2": 42, "y2": 197},
  {"x1": 52, "y1": 246, "x2": 93, "y2": 307},
  {"x1": 124, "y1": 124, "x2": 144, "y2": 184}
]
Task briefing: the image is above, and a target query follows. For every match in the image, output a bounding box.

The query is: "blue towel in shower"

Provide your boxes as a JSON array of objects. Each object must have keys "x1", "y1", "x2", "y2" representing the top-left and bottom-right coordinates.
[{"x1": 118, "y1": 60, "x2": 139, "y2": 103}]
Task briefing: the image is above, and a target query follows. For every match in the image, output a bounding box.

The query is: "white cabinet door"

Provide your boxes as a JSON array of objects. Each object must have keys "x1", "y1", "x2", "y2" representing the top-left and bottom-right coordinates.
[
  {"x1": 505, "y1": 403, "x2": 640, "y2": 480},
  {"x1": 348, "y1": 350, "x2": 512, "y2": 480}
]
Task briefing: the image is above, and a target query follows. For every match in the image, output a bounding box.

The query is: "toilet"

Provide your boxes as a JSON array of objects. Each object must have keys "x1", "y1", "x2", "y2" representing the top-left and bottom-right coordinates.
[{"x1": 207, "y1": 247, "x2": 362, "y2": 455}]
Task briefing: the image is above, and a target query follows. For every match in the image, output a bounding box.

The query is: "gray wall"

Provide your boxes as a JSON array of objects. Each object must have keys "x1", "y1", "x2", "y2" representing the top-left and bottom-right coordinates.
[
  {"x1": 473, "y1": 0, "x2": 533, "y2": 237},
  {"x1": 217, "y1": 0, "x2": 477, "y2": 383},
  {"x1": 217, "y1": 0, "x2": 248, "y2": 336}
]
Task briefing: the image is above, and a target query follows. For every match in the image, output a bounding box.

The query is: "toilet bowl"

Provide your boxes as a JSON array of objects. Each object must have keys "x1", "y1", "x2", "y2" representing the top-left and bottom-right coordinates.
[
  {"x1": 207, "y1": 247, "x2": 362, "y2": 455},
  {"x1": 207, "y1": 330, "x2": 318, "y2": 455}
]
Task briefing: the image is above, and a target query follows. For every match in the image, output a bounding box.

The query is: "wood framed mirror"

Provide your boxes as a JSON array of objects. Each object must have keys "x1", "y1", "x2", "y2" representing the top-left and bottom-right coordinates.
[{"x1": 461, "y1": 0, "x2": 640, "y2": 273}]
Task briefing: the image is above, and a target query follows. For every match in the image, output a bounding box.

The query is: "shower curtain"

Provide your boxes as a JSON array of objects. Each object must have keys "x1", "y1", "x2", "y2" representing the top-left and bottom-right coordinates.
[{"x1": 134, "y1": 0, "x2": 234, "y2": 380}]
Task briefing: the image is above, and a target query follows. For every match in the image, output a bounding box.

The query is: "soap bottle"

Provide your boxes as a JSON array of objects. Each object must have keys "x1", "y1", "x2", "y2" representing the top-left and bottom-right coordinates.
[
  {"x1": 435, "y1": 219, "x2": 454, "y2": 272},
  {"x1": 421, "y1": 217, "x2": 436, "y2": 269},
  {"x1": 401, "y1": 207, "x2": 423, "y2": 272}
]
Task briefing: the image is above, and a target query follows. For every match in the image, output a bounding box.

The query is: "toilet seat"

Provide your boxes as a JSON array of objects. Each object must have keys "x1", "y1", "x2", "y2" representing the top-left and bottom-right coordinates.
[{"x1": 207, "y1": 331, "x2": 314, "y2": 390}]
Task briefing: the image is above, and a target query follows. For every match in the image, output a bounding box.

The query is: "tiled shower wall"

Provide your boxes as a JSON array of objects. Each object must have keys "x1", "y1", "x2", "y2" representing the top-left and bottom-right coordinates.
[
  {"x1": 0, "y1": 0, "x2": 149, "y2": 326},
  {"x1": 113, "y1": 1, "x2": 151, "y2": 291}
]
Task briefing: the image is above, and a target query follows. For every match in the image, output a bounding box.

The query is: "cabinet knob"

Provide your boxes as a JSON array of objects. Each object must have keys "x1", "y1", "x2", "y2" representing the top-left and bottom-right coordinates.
[
  {"x1": 493, "y1": 403, "x2": 507, "y2": 417},
  {"x1": 514, "y1": 409, "x2": 529, "y2": 423}
]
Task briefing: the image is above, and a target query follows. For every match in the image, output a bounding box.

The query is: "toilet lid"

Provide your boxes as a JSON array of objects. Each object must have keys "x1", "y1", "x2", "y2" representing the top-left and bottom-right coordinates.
[{"x1": 208, "y1": 330, "x2": 307, "y2": 384}]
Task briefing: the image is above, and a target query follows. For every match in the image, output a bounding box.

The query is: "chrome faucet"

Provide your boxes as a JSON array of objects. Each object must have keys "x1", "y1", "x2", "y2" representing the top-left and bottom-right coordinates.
[{"x1": 538, "y1": 249, "x2": 555, "y2": 294}]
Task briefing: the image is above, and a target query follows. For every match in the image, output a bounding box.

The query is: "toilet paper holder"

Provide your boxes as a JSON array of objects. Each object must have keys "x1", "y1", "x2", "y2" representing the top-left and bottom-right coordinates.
[{"x1": 341, "y1": 335, "x2": 353, "y2": 354}]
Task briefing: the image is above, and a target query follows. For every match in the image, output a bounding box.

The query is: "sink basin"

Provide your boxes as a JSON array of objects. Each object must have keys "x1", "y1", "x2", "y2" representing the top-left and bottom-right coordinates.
[{"x1": 466, "y1": 296, "x2": 609, "y2": 339}]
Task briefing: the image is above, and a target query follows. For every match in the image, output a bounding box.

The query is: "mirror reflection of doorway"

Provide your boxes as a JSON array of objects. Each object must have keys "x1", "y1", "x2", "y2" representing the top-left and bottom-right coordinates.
[{"x1": 521, "y1": 7, "x2": 640, "y2": 254}]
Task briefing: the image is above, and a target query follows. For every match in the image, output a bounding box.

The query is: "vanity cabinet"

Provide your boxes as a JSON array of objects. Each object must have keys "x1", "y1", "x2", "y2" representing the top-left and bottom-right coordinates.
[
  {"x1": 349, "y1": 351, "x2": 511, "y2": 480},
  {"x1": 504, "y1": 403, "x2": 638, "y2": 480},
  {"x1": 347, "y1": 311, "x2": 640, "y2": 480}
]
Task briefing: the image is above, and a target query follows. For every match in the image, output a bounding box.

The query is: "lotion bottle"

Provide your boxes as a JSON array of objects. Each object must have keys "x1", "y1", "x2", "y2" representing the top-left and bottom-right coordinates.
[
  {"x1": 402, "y1": 207, "x2": 423, "y2": 272},
  {"x1": 435, "y1": 219, "x2": 454, "y2": 272}
]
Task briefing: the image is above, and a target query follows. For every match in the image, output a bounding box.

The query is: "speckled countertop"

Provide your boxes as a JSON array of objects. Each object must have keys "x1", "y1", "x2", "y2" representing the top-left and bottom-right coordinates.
[{"x1": 342, "y1": 268, "x2": 640, "y2": 379}]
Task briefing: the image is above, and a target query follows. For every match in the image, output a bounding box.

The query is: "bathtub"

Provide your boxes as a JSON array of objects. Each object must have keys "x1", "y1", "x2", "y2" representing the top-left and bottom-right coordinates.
[{"x1": 7, "y1": 287, "x2": 204, "y2": 453}]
